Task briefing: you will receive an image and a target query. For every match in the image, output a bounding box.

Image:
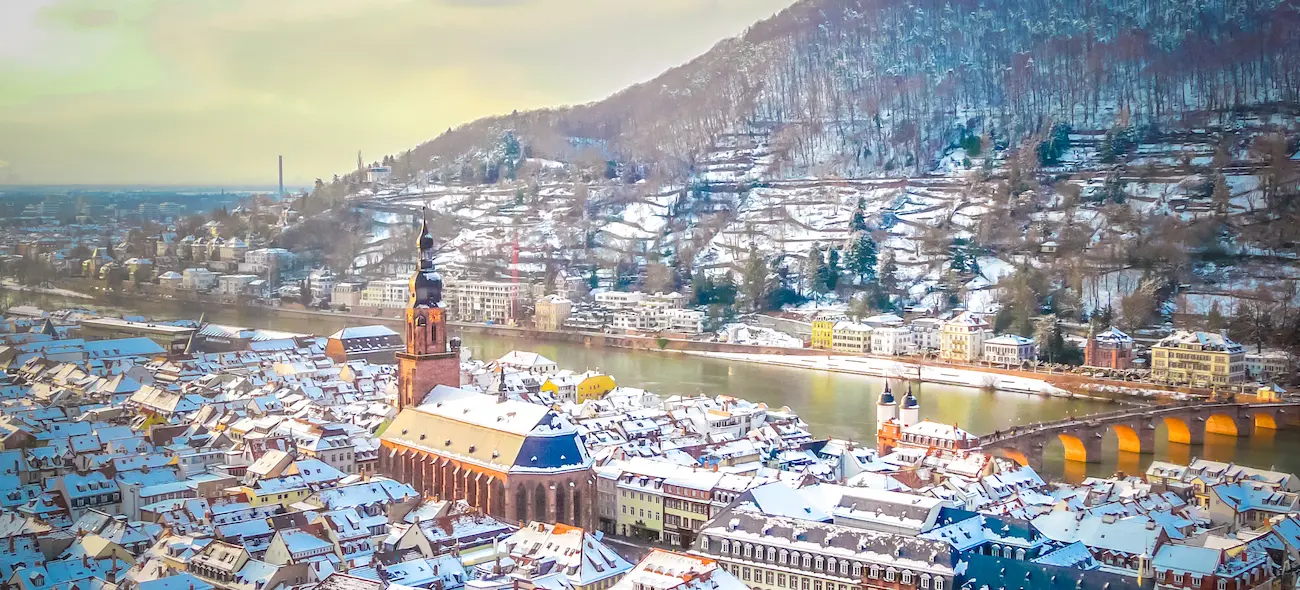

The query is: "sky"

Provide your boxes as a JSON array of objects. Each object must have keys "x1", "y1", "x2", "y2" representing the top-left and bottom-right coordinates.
[{"x1": 0, "y1": 0, "x2": 795, "y2": 186}]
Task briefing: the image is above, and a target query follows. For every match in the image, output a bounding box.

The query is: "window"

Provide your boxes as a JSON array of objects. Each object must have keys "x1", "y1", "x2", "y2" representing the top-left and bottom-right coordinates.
[
  {"x1": 920, "y1": 574, "x2": 930, "y2": 589},
  {"x1": 934, "y1": 578, "x2": 943, "y2": 590},
  {"x1": 743, "y1": 544, "x2": 752, "y2": 558},
  {"x1": 852, "y1": 563, "x2": 862, "y2": 577},
  {"x1": 815, "y1": 557, "x2": 824, "y2": 571},
  {"x1": 869, "y1": 565, "x2": 879, "y2": 579},
  {"x1": 766, "y1": 572, "x2": 774, "y2": 585},
  {"x1": 721, "y1": 540, "x2": 730, "y2": 553},
  {"x1": 902, "y1": 571, "x2": 912, "y2": 584},
  {"x1": 886, "y1": 569, "x2": 896, "y2": 582},
  {"x1": 767, "y1": 547, "x2": 776, "y2": 562},
  {"x1": 1217, "y1": 580, "x2": 1226, "y2": 590},
  {"x1": 839, "y1": 561, "x2": 848, "y2": 576},
  {"x1": 802, "y1": 555, "x2": 811, "y2": 569},
  {"x1": 742, "y1": 567, "x2": 750, "y2": 582},
  {"x1": 780, "y1": 551, "x2": 788, "y2": 565},
  {"x1": 1191, "y1": 576, "x2": 1201, "y2": 586},
  {"x1": 777, "y1": 574, "x2": 785, "y2": 587},
  {"x1": 1173, "y1": 574, "x2": 1182, "y2": 584}
]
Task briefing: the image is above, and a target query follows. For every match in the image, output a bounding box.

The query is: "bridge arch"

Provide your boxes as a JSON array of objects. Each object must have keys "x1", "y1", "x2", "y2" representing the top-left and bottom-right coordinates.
[
  {"x1": 1253, "y1": 411, "x2": 1279, "y2": 430},
  {"x1": 1056, "y1": 433, "x2": 1096, "y2": 463},
  {"x1": 1164, "y1": 416, "x2": 1193, "y2": 445},
  {"x1": 1111, "y1": 424, "x2": 1145, "y2": 454},
  {"x1": 1205, "y1": 413, "x2": 1242, "y2": 437}
]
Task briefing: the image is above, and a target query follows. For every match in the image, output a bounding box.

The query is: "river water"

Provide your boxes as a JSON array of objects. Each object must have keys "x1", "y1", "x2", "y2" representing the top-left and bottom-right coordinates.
[{"x1": 9, "y1": 288, "x2": 1300, "y2": 481}]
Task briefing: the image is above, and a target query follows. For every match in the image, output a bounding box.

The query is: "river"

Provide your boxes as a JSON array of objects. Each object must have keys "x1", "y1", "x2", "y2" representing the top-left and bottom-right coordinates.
[{"x1": 8, "y1": 288, "x2": 1300, "y2": 482}]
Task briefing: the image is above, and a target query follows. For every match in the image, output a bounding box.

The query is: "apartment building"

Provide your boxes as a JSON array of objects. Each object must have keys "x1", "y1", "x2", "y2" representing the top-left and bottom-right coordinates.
[
  {"x1": 982, "y1": 334, "x2": 1036, "y2": 366},
  {"x1": 940, "y1": 311, "x2": 990, "y2": 362},
  {"x1": 535, "y1": 295, "x2": 572, "y2": 331},
  {"x1": 360, "y1": 278, "x2": 409, "y2": 309},
  {"x1": 830, "y1": 321, "x2": 872, "y2": 354},
  {"x1": 1151, "y1": 330, "x2": 1245, "y2": 387},
  {"x1": 445, "y1": 280, "x2": 520, "y2": 324}
]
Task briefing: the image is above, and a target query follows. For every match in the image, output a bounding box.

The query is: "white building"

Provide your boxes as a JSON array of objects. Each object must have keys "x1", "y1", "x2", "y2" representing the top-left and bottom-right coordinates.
[
  {"x1": 595, "y1": 291, "x2": 646, "y2": 308},
  {"x1": 1246, "y1": 350, "x2": 1291, "y2": 382},
  {"x1": 218, "y1": 274, "x2": 259, "y2": 296},
  {"x1": 182, "y1": 268, "x2": 219, "y2": 291},
  {"x1": 367, "y1": 165, "x2": 392, "y2": 184},
  {"x1": 157, "y1": 271, "x2": 183, "y2": 290},
  {"x1": 870, "y1": 326, "x2": 914, "y2": 356},
  {"x1": 308, "y1": 268, "x2": 335, "y2": 295},
  {"x1": 983, "y1": 334, "x2": 1036, "y2": 366},
  {"x1": 665, "y1": 308, "x2": 705, "y2": 334},
  {"x1": 244, "y1": 248, "x2": 295, "y2": 275},
  {"x1": 360, "y1": 278, "x2": 409, "y2": 309},
  {"x1": 910, "y1": 318, "x2": 943, "y2": 351},
  {"x1": 445, "y1": 280, "x2": 521, "y2": 324}
]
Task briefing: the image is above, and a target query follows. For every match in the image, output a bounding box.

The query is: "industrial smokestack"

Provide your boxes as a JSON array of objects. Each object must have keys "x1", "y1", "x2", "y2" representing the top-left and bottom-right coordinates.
[{"x1": 278, "y1": 155, "x2": 284, "y2": 199}]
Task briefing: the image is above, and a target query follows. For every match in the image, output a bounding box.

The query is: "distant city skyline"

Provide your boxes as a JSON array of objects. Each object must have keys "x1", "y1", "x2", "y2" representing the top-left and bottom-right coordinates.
[{"x1": 0, "y1": 0, "x2": 794, "y2": 186}]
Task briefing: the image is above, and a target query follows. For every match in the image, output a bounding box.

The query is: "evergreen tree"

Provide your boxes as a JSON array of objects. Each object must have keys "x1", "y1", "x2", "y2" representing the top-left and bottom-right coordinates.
[
  {"x1": 588, "y1": 267, "x2": 599, "y2": 291},
  {"x1": 850, "y1": 197, "x2": 868, "y2": 232},
  {"x1": 846, "y1": 234, "x2": 878, "y2": 285},
  {"x1": 740, "y1": 245, "x2": 769, "y2": 311},
  {"x1": 805, "y1": 246, "x2": 827, "y2": 295},
  {"x1": 878, "y1": 252, "x2": 900, "y2": 308},
  {"x1": 822, "y1": 247, "x2": 842, "y2": 292}
]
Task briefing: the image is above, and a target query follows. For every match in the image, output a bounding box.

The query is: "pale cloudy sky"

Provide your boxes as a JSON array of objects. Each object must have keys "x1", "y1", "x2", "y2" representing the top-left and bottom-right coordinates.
[{"x1": 0, "y1": 0, "x2": 794, "y2": 186}]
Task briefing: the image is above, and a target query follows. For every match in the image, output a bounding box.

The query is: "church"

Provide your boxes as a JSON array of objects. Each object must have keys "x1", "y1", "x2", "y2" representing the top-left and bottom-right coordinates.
[{"x1": 377, "y1": 219, "x2": 595, "y2": 529}]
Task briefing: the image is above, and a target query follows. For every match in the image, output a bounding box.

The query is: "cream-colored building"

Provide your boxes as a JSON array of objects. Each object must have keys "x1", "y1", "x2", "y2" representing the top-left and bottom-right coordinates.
[
  {"x1": 1151, "y1": 330, "x2": 1245, "y2": 387},
  {"x1": 360, "y1": 278, "x2": 408, "y2": 309},
  {"x1": 535, "y1": 295, "x2": 572, "y2": 331},
  {"x1": 939, "y1": 311, "x2": 990, "y2": 362},
  {"x1": 982, "y1": 334, "x2": 1036, "y2": 366},
  {"x1": 445, "y1": 279, "x2": 521, "y2": 324},
  {"x1": 830, "y1": 321, "x2": 873, "y2": 354}
]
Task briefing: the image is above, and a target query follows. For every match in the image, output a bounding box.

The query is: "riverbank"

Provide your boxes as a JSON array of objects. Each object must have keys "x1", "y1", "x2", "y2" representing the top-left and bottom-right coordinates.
[{"x1": 678, "y1": 350, "x2": 1132, "y2": 402}]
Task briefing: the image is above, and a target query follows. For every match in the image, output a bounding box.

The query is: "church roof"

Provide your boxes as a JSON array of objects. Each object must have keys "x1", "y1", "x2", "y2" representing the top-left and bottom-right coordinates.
[{"x1": 381, "y1": 391, "x2": 590, "y2": 474}]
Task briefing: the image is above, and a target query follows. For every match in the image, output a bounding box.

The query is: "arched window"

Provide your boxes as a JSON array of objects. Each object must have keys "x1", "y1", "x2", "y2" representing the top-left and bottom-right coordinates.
[
  {"x1": 869, "y1": 565, "x2": 879, "y2": 579},
  {"x1": 839, "y1": 561, "x2": 849, "y2": 576},
  {"x1": 852, "y1": 562, "x2": 862, "y2": 577},
  {"x1": 802, "y1": 554, "x2": 812, "y2": 569},
  {"x1": 767, "y1": 547, "x2": 776, "y2": 562},
  {"x1": 901, "y1": 571, "x2": 912, "y2": 584},
  {"x1": 743, "y1": 544, "x2": 752, "y2": 558},
  {"x1": 721, "y1": 540, "x2": 731, "y2": 554},
  {"x1": 1015, "y1": 548, "x2": 1025, "y2": 560},
  {"x1": 1002, "y1": 546, "x2": 1012, "y2": 558},
  {"x1": 779, "y1": 550, "x2": 788, "y2": 565},
  {"x1": 920, "y1": 574, "x2": 931, "y2": 589},
  {"x1": 935, "y1": 578, "x2": 944, "y2": 590},
  {"x1": 815, "y1": 557, "x2": 824, "y2": 571},
  {"x1": 885, "y1": 568, "x2": 896, "y2": 582}
]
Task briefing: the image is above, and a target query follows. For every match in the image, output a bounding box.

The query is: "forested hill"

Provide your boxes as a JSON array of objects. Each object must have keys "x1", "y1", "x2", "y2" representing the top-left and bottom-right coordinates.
[{"x1": 378, "y1": 0, "x2": 1300, "y2": 183}]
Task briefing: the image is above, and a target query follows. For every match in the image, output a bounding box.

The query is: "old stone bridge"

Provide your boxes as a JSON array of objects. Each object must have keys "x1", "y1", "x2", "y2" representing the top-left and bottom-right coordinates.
[{"x1": 976, "y1": 401, "x2": 1300, "y2": 464}]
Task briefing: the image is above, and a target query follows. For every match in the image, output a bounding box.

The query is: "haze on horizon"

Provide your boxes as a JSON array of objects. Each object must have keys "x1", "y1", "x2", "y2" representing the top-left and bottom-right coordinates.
[{"x1": 0, "y1": 0, "x2": 795, "y2": 187}]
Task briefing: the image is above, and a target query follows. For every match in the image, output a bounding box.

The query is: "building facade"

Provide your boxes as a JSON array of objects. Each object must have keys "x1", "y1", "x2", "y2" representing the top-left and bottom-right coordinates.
[
  {"x1": 940, "y1": 312, "x2": 990, "y2": 362},
  {"x1": 1151, "y1": 330, "x2": 1245, "y2": 387},
  {"x1": 982, "y1": 335, "x2": 1036, "y2": 366},
  {"x1": 1084, "y1": 327, "x2": 1136, "y2": 370},
  {"x1": 445, "y1": 280, "x2": 521, "y2": 324}
]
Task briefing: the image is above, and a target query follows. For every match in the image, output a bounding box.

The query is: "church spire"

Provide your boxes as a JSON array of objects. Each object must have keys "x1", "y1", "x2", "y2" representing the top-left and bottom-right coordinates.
[{"x1": 409, "y1": 208, "x2": 442, "y2": 308}]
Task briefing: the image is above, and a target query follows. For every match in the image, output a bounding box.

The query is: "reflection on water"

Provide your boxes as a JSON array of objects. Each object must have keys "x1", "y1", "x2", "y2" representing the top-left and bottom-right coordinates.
[{"x1": 10, "y1": 289, "x2": 1300, "y2": 482}]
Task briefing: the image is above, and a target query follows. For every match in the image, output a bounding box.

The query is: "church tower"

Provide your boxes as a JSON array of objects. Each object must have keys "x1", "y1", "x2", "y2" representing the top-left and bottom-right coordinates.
[{"x1": 396, "y1": 216, "x2": 461, "y2": 410}]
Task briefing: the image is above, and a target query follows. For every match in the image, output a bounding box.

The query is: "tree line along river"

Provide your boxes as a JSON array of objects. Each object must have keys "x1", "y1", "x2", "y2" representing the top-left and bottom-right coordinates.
[{"x1": 8, "y1": 289, "x2": 1300, "y2": 482}]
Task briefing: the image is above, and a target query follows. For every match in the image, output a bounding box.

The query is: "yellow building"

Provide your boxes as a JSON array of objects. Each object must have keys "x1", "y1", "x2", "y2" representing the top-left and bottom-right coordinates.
[
  {"x1": 577, "y1": 373, "x2": 617, "y2": 403},
  {"x1": 940, "y1": 311, "x2": 990, "y2": 362},
  {"x1": 615, "y1": 473, "x2": 665, "y2": 541},
  {"x1": 239, "y1": 482, "x2": 310, "y2": 508},
  {"x1": 811, "y1": 318, "x2": 838, "y2": 350},
  {"x1": 535, "y1": 295, "x2": 573, "y2": 331},
  {"x1": 1151, "y1": 330, "x2": 1245, "y2": 387}
]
